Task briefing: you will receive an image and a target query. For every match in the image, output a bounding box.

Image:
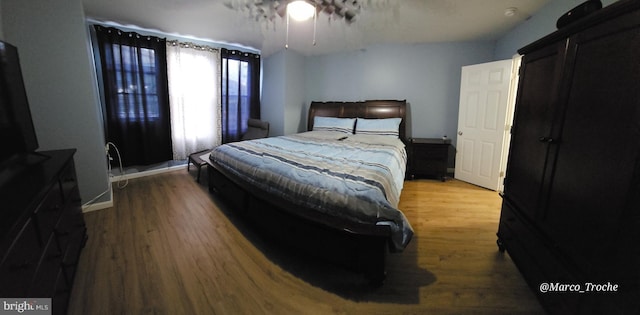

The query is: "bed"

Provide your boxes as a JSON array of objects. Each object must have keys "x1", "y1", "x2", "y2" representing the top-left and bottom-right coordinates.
[{"x1": 206, "y1": 100, "x2": 413, "y2": 284}]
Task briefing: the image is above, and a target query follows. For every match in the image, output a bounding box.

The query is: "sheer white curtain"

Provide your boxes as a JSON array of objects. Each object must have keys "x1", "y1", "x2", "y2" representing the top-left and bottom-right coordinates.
[{"x1": 166, "y1": 42, "x2": 221, "y2": 160}]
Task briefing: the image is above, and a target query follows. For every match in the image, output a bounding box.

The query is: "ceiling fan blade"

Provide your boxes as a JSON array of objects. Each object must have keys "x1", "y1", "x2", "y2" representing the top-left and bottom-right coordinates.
[{"x1": 275, "y1": 6, "x2": 286, "y2": 17}]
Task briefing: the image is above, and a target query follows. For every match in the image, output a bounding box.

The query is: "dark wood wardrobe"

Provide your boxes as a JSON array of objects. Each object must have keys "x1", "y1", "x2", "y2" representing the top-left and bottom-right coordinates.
[{"x1": 497, "y1": 0, "x2": 640, "y2": 313}]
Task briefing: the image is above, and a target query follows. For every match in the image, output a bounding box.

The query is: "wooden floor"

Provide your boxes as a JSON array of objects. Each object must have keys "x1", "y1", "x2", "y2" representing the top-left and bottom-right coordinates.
[{"x1": 67, "y1": 169, "x2": 545, "y2": 315}]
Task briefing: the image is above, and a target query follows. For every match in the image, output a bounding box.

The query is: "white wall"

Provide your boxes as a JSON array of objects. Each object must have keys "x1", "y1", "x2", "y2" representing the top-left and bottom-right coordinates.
[{"x1": 1, "y1": 0, "x2": 110, "y2": 205}]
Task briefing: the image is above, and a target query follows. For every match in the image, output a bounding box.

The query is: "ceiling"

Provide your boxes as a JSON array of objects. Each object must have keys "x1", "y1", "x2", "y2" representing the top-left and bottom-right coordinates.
[{"x1": 82, "y1": 0, "x2": 551, "y2": 57}]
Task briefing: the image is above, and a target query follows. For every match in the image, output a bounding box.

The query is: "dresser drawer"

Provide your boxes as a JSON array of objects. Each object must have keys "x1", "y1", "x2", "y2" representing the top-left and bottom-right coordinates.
[
  {"x1": 413, "y1": 145, "x2": 448, "y2": 159},
  {"x1": 33, "y1": 182, "x2": 64, "y2": 246},
  {"x1": 413, "y1": 159, "x2": 446, "y2": 172},
  {"x1": 0, "y1": 149, "x2": 85, "y2": 314},
  {"x1": 30, "y1": 234, "x2": 64, "y2": 297},
  {"x1": 60, "y1": 161, "x2": 79, "y2": 203},
  {"x1": 499, "y1": 202, "x2": 569, "y2": 279},
  {"x1": 0, "y1": 219, "x2": 41, "y2": 297},
  {"x1": 54, "y1": 203, "x2": 86, "y2": 253},
  {"x1": 498, "y1": 202, "x2": 581, "y2": 313}
]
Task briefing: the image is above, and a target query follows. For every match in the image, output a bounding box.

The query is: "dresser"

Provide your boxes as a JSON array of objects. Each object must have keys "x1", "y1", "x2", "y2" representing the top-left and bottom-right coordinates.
[
  {"x1": 0, "y1": 149, "x2": 87, "y2": 315},
  {"x1": 497, "y1": 1, "x2": 640, "y2": 313},
  {"x1": 408, "y1": 138, "x2": 451, "y2": 181}
]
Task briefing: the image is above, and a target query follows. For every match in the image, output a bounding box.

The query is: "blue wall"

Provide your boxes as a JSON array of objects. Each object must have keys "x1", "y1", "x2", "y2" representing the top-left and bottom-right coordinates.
[
  {"x1": 262, "y1": 50, "x2": 286, "y2": 135},
  {"x1": 305, "y1": 42, "x2": 495, "y2": 142},
  {"x1": 494, "y1": 0, "x2": 618, "y2": 59},
  {"x1": 2, "y1": 0, "x2": 110, "y2": 206},
  {"x1": 262, "y1": 49, "x2": 308, "y2": 136},
  {"x1": 263, "y1": 41, "x2": 495, "y2": 144},
  {"x1": 264, "y1": 0, "x2": 621, "y2": 144}
]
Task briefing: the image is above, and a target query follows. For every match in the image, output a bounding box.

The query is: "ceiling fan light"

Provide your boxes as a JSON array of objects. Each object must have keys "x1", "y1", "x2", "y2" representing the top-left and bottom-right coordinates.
[{"x1": 288, "y1": 0, "x2": 315, "y2": 21}]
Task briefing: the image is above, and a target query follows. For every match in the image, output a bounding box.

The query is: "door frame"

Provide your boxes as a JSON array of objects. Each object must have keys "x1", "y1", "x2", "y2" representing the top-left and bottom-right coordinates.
[
  {"x1": 498, "y1": 54, "x2": 522, "y2": 193},
  {"x1": 454, "y1": 57, "x2": 520, "y2": 191}
]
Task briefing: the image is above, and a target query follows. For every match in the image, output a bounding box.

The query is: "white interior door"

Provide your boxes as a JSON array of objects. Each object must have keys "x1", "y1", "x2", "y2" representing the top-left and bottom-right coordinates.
[
  {"x1": 498, "y1": 55, "x2": 522, "y2": 193},
  {"x1": 455, "y1": 59, "x2": 514, "y2": 190}
]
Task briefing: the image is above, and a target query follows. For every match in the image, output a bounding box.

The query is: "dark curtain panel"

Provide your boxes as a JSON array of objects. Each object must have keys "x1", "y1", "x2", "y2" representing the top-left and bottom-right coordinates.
[
  {"x1": 221, "y1": 48, "x2": 261, "y2": 143},
  {"x1": 94, "y1": 25, "x2": 172, "y2": 166}
]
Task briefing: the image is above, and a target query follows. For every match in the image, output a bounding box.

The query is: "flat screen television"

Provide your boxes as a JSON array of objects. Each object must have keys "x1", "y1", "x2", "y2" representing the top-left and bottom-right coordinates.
[{"x1": 0, "y1": 40, "x2": 39, "y2": 166}]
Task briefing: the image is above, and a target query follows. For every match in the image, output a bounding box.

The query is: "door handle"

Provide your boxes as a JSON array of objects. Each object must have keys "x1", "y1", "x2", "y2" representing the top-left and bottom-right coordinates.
[
  {"x1": 538, "y1": 136, "x2": 557, "y2": 143},
  {"x1": 458, "y1": 131, "x2": 463, "y2": 136}
]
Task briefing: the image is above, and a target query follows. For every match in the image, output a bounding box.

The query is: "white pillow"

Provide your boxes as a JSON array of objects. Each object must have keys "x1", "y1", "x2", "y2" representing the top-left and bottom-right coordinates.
[
  {"x1": 355, "y1": 117, "x2": 402, "y2": 138},
  {"x1": 312, "y1": 116, "x2": 356, "y2": 134}
]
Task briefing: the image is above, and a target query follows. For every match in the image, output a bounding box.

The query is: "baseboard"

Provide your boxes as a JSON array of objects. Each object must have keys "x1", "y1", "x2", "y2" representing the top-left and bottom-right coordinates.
[
  {"x1": 110, "y1": 164, "x2": 185, "y2": 182},
  {"x1": 82, "y1": 188, "x2": 113, "y2": 213},
  {"x1": 82, "y1": 164, "x2": 185, "y2": 213}
]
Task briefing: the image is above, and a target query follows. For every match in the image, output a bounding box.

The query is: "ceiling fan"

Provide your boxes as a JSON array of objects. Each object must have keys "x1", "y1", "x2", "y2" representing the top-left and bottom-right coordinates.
[{"x1": 223, "y1": 0, "x2": 366, "y2": 24}]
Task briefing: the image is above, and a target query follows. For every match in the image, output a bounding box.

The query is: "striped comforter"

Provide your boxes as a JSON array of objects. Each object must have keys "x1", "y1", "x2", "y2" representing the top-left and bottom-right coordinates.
[{"x1": 209, "y1": 131, "x2": 413, "y2": 251}]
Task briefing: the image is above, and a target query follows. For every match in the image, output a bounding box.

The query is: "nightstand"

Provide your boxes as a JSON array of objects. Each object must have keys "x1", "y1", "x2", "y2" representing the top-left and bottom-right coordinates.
[{"x1": 408, "y1": 138, "x2": 451, "y2": 181}]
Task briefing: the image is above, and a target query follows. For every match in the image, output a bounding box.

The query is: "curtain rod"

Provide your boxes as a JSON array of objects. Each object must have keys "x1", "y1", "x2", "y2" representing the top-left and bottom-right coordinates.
[
  {"x1": 167, "y1": 40, "x2": 218, "y2": 53},
  {"x1": 87, "y1": 19, "x2": 260, "y2": 54}
]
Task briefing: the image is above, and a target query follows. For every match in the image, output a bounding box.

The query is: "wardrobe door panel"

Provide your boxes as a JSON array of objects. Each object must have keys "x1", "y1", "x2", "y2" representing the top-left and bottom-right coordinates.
[
  {"x1": 544, "y1": 11, "x2": 640, "y2": 275},
  {"x1": 503, "y1": 43, "x2": 566, "y2": 221}
]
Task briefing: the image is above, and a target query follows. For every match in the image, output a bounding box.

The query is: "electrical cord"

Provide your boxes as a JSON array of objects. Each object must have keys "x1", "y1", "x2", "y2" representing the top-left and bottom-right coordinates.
[
  {"x1": 82, "y1": 186, "x2": 110, "y2": 207},
  {"x1": 81, "y1": 142, "x2": 128, "y2": 209},
  {"x1": 106, "y1": 141, "x2": 128, "y2": 189}
]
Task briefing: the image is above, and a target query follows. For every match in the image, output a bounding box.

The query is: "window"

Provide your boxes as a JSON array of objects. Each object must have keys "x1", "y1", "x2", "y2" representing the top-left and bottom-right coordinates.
[
  {"x1": 166, "y1": 41, "x2": 221, "y2": 160},
  {"x1": 222, "y1": 59, "x2": 249, "y2": 137},
  {"x1": 93, "y1": 25, "x2": 173, "y2": 167},
  {"x1": 93, "y1": 26, "x2": 261, "y2": 166},
  {"x1": 109, "y1": 45, "x2": 160, "y2": 121},
  {"x1": 221, "y1": 49, "x2": 260, "y2": 143}
]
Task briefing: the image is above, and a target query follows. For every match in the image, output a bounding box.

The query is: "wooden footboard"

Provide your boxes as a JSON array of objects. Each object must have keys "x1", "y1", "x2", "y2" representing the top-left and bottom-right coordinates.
[{"x1": 208, "y1": 164, "x2": 388, "y2": 284}]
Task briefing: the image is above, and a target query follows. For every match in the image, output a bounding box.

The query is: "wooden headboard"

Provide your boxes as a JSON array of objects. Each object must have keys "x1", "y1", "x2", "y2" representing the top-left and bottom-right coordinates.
[{"x1": 307, "y1": 100, "x2": 408, "y2": 142}]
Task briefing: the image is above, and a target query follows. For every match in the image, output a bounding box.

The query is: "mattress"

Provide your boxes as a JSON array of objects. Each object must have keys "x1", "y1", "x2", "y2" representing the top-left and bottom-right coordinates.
[{"x1": 209, "y1": 130, "x2": 413, "y2": 251}]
